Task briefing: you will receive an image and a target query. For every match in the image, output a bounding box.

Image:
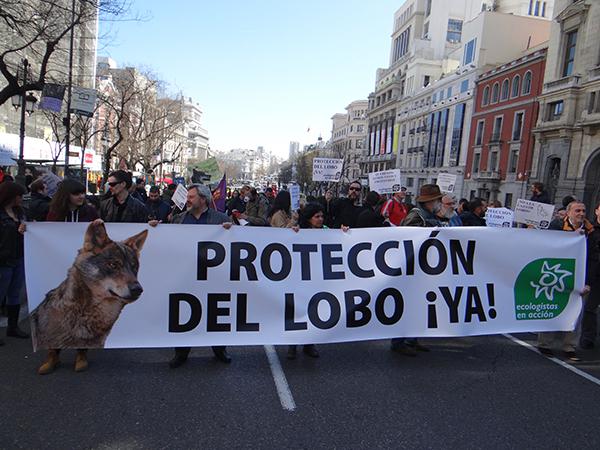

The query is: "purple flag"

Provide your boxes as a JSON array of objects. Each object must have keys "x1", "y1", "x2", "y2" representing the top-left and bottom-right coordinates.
[{"x1": 213, "y1": 173, "x2": 227, "y2": 212}]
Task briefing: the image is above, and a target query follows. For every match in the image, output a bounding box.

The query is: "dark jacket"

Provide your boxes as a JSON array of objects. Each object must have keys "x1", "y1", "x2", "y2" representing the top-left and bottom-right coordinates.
[
  {"x1": 244, "y1": 194, "x2": 270, "y2": 226},
  {"x1": 531, "y1": 191, "x2": 552, "y2": 205},
  {"x1": 551, "y1": 217, "x2": 598, "y2": 286},
  {"x1": 333, "y1": 198, "x2": 366, "y2": 228},
  {"x1": 171, "y1": 208, "x2": 230, "y2": 225},
  {"x1": 100, "y1": 194, "x2": 148, "y2": 223},
  {"x1": 227, "y1": 196, "x2": 246, "y2": 215},
  {"x1": 47, "y1": 204, "x2": 99, "y2": 222},
  {"x1": 401, "y1": 205, "x2": 444, "y2": 227},
  {"x1": 27, "y1": 192, "x2": 51, "y2": 222},
  {"x1": 145, "y1": 199, "x2": 171, "y2": 222},
  {"x1": 319, "y1": 198, "x2": 336, "y2": 228},
  {"x1": 459, "y1": 211, "x2": 487, "y2": 226},
  {"x1": 0, "y1": 208, "x2": 25, "y2": 267},
  {"x1": 356, "y1": 207, "x2": 386, "y2": 228}
]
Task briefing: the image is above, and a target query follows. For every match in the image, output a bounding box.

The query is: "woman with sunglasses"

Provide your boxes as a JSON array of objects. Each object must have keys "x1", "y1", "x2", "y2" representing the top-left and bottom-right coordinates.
[{"x1": 38, "y1": 179, "x2": 98, "y2": 375}]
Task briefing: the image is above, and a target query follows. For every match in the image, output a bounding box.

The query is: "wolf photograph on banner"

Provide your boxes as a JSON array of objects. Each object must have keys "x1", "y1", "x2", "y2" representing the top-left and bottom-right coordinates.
[{"x1": 30, "y1": 221, "x2": 148, "y2": 350}]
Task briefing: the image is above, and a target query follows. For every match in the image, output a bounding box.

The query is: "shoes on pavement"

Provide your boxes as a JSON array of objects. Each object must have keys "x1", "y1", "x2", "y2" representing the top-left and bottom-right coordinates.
[
  {"x1": 391, "y1": 343, "x2": 417, "y2": 357},
  {"x1": 38, "y1": 350, "x2": 60, "y2": 375},
  {"x1": 580, "y1": 340, "x2": 595, "y2": 350},
  {"x1": 287, "y1": 345, "x2": 297, "y2": 360},
  {"x1": 74, "y1": 350, "x2": 88, "y2": 372},
  {"x1": 564, "y1": 351, "x2": 581, "y2": 362},
  {"x1": 537, "y1": 347, "x2": 554, "y2": 357},
  {"x1": 408, "y1": 342, "x2": 430, "y2": 352},
  {"x1": 212, "y1": 346, "x2": 232, "y2": 364},
  {"x1": 169, "y1": 355, "x2": 188, "y2": 369},
  {"x1": 303, "y1": 344, "x2": 319, "y2": 358},
  {"x1": 6, "y1": 305, "x2": 29, "y2": 339}
]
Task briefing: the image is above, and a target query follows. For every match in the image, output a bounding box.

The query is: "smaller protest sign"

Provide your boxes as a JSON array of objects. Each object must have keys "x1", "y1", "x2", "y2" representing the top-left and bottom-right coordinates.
[
  {"x1": 172, "y1": 184, "x2": 188, "y2": 211},
  {"x1": 38, "y1": 83, "x2": 66, "y2": 113},
  {"x1": 368, "y1": 169, "x2": 402, "y2": 194},
  {"x1": 514, "y1": 199, "x2": 555, "y2": 229},
  {"x1": 312, "y1": 158, "x2": 343, "y2": 182},
  {"x1": 437, "y1": 173, "x2": 457, "y2": 193},
  {"x1": 70, "y1": 87, "x2": 97, "y2": 117},
  {"x1": 41, "y1": 171, "x2": 63, "y2": 198},
  {"x1": 485, "y1": 207, "x2": 514, "y2": 228},
  {"x1": 290, "y1": 184, "x2": 300, "y2": 211}
]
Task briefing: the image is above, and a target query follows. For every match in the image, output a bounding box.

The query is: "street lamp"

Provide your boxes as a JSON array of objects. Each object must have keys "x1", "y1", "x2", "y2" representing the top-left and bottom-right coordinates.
[{"x1": 11, "y1": 58, "x2": 38, "y2": 186}]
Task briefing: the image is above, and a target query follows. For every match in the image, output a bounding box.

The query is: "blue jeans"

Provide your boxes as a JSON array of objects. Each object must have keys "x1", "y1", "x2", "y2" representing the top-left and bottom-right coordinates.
[{"x1": 0, "y1": 258, "x2": 25, "y2": 306}]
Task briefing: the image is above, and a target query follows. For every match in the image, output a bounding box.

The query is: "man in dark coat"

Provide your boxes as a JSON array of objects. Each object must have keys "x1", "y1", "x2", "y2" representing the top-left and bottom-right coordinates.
[
  {"x1": 333, "y1": 180, "x2": 366, "y2": 228},
  {"x1": 459, "y1": 198, "x2": 487, "y2": 226},
  {"x1": 27, "y1": 178, "x2": 51, "y2": 221},
  {"x1": 356, "y1": 191, "x2": 386, "y2": 228},
  {"x1": 530, "y1": 182, "x2": 552, "y2": 204},
  {"x1": 100, "y1": 170, "x2": 148, "y2": 223},
  {"x1": 145, "y1": 186, "x2": 170, "y2": 222}
]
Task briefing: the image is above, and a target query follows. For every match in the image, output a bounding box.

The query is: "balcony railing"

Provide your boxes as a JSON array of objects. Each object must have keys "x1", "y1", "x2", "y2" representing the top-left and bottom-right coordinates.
[
  {"x1": 543, "y1": 75, "x2": 581, "y2": 93},
  {"x1": 589, "y1": 66, "x2": 600, "y2": 81},
  {"x1": 474, "y1": 170, "x2": 501, "y2": 181}
]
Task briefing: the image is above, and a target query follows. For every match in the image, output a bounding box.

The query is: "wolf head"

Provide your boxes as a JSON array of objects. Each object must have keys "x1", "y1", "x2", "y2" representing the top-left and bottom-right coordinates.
[{"x1": 75, "y1": 221, "x2": 148, "y2": 303}]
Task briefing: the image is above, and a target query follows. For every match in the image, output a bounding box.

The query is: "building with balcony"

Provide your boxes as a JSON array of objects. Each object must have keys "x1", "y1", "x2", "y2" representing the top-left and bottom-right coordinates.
[
  {"x1": 464, "y1": 48, "x2": 547, "y2": 206},
  {"x1": 329, "y1": 100, "x2": 368, "y2": 182},
  {"x1": 531, "y1": 0, "x2": 600, "y2": 210}
]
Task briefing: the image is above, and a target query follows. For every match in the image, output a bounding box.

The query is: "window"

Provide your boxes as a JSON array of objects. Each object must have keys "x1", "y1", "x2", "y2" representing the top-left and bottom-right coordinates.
[
  {"x1": 501, "y1": 79, "x2": 510, "y2": 101},
  {"x1": 473, "y1": 153, "x2": 481, "y2": 174},
  {"x1": 521, "y1": 71, "x2": 532, "y2": 95},
  {"x1": 482, "y1": 86, "x2": 490, "y2": 106},
  {"x1": 447, "y1": 19, "x2": 463, "y2": 43},
  {"x1": 475, "y1": 120, "x2": 485, "y2": 146},
  {"x1": 511, "y1": 75, "x2": 521, "y2": 98},
  {"x1": 423, "y1": 21, "x2": 430, "y2": 39},
  {"x1": 547, "y1": 100, "x2": 564, "y2": 121},
  {"x1": 432, "y1": 93, "x2": 437, "y2": 103},
  {"x1": 542, "y1": 2, "x2": 547, "y2": 17},
  {"x1": 509, "y1": 150, "x2": 519, "y2": 173},
  {"x1": 464, "y1": 38, "x2": 477, "y2": 65},
  {"x1": 447, "y1": 86, "x2": 452, "y2": 98},
  {"x1": 492, "y1": 116, "x2": 503, "y2": 141},
  {"x1": 449, "y1": 103, "x2": 466, "y2": 166},
  {"x1": 356, "y1": 125, "x2": 364, "y2": 133},
  {"x1": 426, "y1": 0, "x2": 432, "y2": 17},
  {"x1": 505, "y1": 193, "x2": 513, "y2": 209},
  {"x1": 528, "y1": 0, "x2": 533, "y2": 15},
  {"x1": 439, "y1": 90, "x2": 445, "y2": 101},
  {"x1": 534, "y1": 0, "x2": 540, "y2": 16},
  {"x1": 489, "y1": 151, "x2": 498, "y2": 172},
  {"x1": 392, "y1": 26, "x2": 412, "y2": 63},
  {"x1": 491, "y1": 82, "x2": 500, "y2": 103},
  {"x1": 588, "y1": 92, "x2": 599, "y2": 114},
  {"x1": 460, "y1": 80, "x2": 469, "y2": 93},
  {"x1": 424, "y1": 75, "x2": 430, "y2": 87},
  {"x1": 407, "y1": 177, "x2": 414, "y2": 187},
  {"x1": 512, "y1": 112, "x2": 524, "y2": 141},
  {"x1": 563, "y1": 30, "x2": 578, "y2": 77}
]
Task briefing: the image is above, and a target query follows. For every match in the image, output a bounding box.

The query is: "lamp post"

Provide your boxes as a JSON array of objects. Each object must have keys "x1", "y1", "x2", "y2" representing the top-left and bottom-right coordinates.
[{"x1": 11, "y1": 58, "x2": 37, "y2": 186}]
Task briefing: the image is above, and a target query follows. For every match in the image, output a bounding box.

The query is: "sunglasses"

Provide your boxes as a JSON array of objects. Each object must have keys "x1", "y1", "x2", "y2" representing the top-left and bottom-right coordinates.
[
  {"x1": 349, "y1": 187, "x2": 361, "y2": 191},
  {"x1": 108, "y1": 181, "x2": 122, "y2": 187}
]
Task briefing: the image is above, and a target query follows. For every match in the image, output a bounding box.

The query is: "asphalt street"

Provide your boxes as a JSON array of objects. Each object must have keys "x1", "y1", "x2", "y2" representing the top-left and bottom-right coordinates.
[{"x1": 3, "y1": 319, "x2": 600, "y2": 450}]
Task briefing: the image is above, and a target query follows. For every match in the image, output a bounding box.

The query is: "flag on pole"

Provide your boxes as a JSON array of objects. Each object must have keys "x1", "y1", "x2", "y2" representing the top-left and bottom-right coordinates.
[{"x1": 212, "y1": 173, "x2": 227, "y2": 212}]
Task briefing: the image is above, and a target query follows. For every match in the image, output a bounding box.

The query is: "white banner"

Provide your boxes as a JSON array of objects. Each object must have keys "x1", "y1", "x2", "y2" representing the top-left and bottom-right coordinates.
[
  {"x1": 70, "y1": 87, "x2": 97, "y2": 117},
  {"x1": 368, "y1": 169, "x2": 402, "y2": 194},
  {"x1": 312, "y1": 158, "x2": 343, "y2": 182},
  {"x1": 25, "y1": 223, "x2": 585, "y2": 350},
  {"x1": 437, "y1": 173, "x2": 457, "y2": 193},
  {"x1": 514, "y1": 199, "x2": 555, "y2": 229},
  {"x1": 290, "y1": 184, "x2": 300, "y2": 211},
  {"x1": 171, "y1": 184, "x2": 188, "y2": 210},
  {"x1": 485, "y1": 207, "x2": 514, "y2": 228}
]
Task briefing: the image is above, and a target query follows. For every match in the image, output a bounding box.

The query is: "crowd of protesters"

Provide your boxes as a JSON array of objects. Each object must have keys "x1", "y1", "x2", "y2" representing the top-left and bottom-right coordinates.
[{"x1": 0, "y1": 170, "x2": 599, "y2": 372}]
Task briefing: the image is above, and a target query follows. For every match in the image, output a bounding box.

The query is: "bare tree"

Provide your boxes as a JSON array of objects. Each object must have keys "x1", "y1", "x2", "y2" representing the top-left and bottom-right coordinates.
[{"x1": 0, "y1": 0, "x2": 133, "y2": 106}]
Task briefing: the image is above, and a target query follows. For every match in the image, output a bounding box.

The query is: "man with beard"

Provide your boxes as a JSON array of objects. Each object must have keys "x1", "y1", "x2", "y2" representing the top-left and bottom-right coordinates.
[
  {"x1": 145, "y1": 186, "x2": 170, "y2": 222},
  {"x1": 437, "y1": 194, "x2": 462, "y2": 226},
  {"x1": 333, "y1": 180, "x2": 366, "y2": 228},
  {"x1": 391, "y1": 184, "x2": 445, "y2": 356},
  {"x1": 459, "y1": 198, "x2": 487, "y2": 226}
]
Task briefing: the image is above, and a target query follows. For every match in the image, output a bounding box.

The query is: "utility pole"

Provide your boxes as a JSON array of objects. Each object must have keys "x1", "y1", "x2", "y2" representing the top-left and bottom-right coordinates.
[{"x1": 63, "y1": 0, "x2": 76, "y2": 179}]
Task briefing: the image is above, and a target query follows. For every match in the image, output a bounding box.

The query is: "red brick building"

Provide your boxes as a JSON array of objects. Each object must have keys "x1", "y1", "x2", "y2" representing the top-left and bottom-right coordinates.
[{"x1": 463, "y1": 48, "x2": 547, "y2": 208}]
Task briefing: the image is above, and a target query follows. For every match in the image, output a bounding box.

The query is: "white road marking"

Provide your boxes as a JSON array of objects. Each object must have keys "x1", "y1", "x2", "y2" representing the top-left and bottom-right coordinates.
[
  {"x1": 503, "y1": 333, "x2": 600, "y2": 387},
  {"x1": 264, "y1": 345, "x2": 296, "y2": 411}
]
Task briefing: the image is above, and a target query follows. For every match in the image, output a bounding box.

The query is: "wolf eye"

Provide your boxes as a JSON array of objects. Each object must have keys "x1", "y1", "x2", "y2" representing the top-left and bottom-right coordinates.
[{"x1": 107, "y1": 261, "x2": 120, "y2": 270}]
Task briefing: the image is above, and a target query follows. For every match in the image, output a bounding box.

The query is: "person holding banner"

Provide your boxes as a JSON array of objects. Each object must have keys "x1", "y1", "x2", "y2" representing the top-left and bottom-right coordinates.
[
  {"x1": 391, "y1": 184, "x2": 447, "y2": 356},
  {"x1": 581, "y1": 202, "x2": 600, "y2": 349},
  {"x1": 168, "y1": 184, "x2": 234, "y2": 368},
  {"x1": 100, "y1": 170, "x2": 148, "y2": 223},
  {"x1": 334, "y1": 180, "x2": 365, "y2": 229},
  {"x1": 239, "y1": 187, "x2": 269, "y2": 226},
  {"x1": 268, "y1": 191, "x2": 297, "y2": 228},
  {"x1": 357, "y1": 191, "x2": 386, "y2": 228},
  {"x1": 0, "y1": 182, "x2": 29, "y2": 345},
  {"x1": 38, "y1": 179, "x2": 100, "y2": 374},
  {"x1": 459, "y1": 198, "x2": 487, "y2": 226},
  {"x1": 537, "y1": 201, "x2": 593, "y2": 361}
]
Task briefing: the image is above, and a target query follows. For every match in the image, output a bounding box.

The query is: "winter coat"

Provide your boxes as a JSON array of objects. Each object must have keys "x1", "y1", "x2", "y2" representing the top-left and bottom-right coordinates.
[
  {"x1": 170, "y1": 208, "x2": 230, "y2": 225},
  {"x1": 269, "y1": 210, "x2": 295, "y2": 228},
  {"x1": 333, "y1": 198, "x2": 366, "y2": 228},
  {"x1": 100, "y1": 194, "x2": 148, "y2": 223},
  {"x1": 0, "y1": 208, "x2": 25, "y2": 267},
  {"x1": 459, "y1": 211, "x2": 487, "y2": 226},
  {"x1": 27, "y1": 192, "x2": 51, "y2": 222},
  {"x1": 356, "y1": 207, "x2": 387, "y2": 228},
  {"x1": 244, "y1": 194, "x2": 270, "y2": 226},
  {"x1": 401, "y1": 205, "x2": 444, "y2": 227},
  {"x1": 145, "y1": 199, "x2": 171, "y2": 222}
]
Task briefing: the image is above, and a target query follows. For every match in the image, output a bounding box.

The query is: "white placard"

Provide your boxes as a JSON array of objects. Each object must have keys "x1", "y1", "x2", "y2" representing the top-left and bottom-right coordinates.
[
  {"x1": 171, "y1": 184, "x2": 188, "y2": 211},
  {"x1": 25, "y1": 224, "x2": 585, "y2": 350},
  {"x1": 312, "y1": 158, "x2": 343, "y2": 182},
  {"x1": 368, "y1": 169, "x2": 402, "y2": 194},
  {"x1": 485, "y1": 207, "x2": 515, "y2": 228},
  {"x1": 70, "y1": 87, "x2": 97, "y2": 117},
  {"x1": 514, "y1": 199, "x2": 555, "y2": 229},
  {"x1": 290, "y1": 184, "x2": 300, "y2": 211},
  {"x1": 437, "y1": 173, "x2": 457, "y2": 193}
]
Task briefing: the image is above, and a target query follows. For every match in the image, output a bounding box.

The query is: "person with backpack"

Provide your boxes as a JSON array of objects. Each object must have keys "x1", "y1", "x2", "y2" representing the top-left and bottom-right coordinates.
[{"x1": 380, "y1": 187, "x2": 409, "y2": 226}]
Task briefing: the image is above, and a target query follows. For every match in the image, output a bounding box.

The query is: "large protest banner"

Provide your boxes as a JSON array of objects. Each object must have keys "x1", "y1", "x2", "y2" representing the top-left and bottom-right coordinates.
[{"x1": 25, "y1": 223, "x2": 585, "y2": 350}]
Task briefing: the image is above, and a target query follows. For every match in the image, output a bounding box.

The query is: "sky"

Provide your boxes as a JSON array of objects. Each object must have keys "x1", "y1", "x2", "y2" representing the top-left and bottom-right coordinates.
[{"x1": 99, "y1": 0, "x2": 406, "y2": 159}]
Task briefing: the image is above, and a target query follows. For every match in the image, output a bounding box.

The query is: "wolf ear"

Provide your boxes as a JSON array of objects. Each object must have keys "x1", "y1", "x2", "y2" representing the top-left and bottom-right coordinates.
[
  {"x1": 83, "y1": 220, "x2": 112, "y2": 253},
  {"x1": 124, "y1": 229, "x2": 148, "y2": 253}
]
